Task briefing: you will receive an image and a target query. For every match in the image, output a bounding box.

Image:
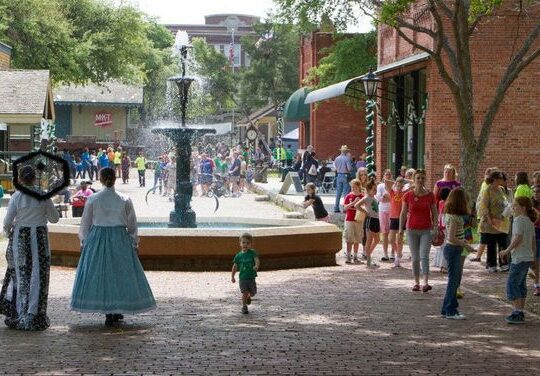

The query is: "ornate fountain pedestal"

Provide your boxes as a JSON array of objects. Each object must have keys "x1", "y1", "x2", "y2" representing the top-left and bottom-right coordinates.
[{"x1": 151, "y1": 127, "x2": 215, "y2": 228}]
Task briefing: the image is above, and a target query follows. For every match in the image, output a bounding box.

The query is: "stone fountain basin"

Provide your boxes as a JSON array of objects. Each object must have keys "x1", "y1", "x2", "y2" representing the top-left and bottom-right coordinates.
[{"x1": 49, "y1": 217, "x2": 342, "y2": 271}]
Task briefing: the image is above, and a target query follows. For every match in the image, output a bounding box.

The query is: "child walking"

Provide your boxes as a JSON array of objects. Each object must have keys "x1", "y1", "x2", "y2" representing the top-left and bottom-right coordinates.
[
  {"x1": 356, "y1": 179, "x2": 380, "y2": 268},
  {"x1": 386, "y1": 177, "x2": 408, "y2": 268},
  {"x1": 231, "y1": 233, "x2": 260, "y2": 314},
  {"x1": 500, "y1": 197, "x2": 536, "y2": 324},
  {"x1": 433, "y1": 188, "x2": 451, "y2": 273},
  {"x1": 303, "y1": 182, "x2": 329, "y2": 221},
  {"x1": 343, "y1": 179, "x2": 365, "y2": 264}
]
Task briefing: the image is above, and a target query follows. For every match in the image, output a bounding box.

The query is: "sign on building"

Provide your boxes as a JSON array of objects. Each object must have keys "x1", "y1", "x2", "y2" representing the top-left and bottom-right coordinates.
[{"x1": 95, "y1": 112, "x2": 113, "y2": 128}]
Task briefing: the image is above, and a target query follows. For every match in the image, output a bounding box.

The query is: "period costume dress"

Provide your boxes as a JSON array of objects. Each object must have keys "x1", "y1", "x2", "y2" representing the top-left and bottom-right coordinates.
[
  {"x1": 0, "y1": 191, "x2": 60, "y2": 330},
  {"x1": 70, "y1": 186, "x2": 156, "y2": 314}
]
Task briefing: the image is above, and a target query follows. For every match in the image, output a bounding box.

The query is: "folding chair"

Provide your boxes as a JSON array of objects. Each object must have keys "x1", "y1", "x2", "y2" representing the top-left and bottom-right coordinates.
[{"x1": 321, "y1": 171, "x2": 336, "y2": 193}]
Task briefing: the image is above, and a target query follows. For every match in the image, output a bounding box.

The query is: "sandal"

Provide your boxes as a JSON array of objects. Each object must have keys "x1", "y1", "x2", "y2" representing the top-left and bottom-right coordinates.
[
  {"x1": 422, "y1": 284, "x2": 432, "y2": 293},
  {"x1": 412, "y1": 284, "x2": 420, "y2": 292}
]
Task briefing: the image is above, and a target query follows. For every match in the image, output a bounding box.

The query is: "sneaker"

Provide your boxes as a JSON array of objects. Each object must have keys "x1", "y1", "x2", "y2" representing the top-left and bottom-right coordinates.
[
  {"x1": 422, "y1": 284, "x2": 432, "y2": 293},
  {"x1": 345, "y1": 259, "x2": 353, "y2": 264},
  {"x1": 456, "y1": 289, "x2": 464, "y2": 299},
  {"x1": 390, "y1": 257, "x2": 395, "y2": 261},
  {"x1": 242, "y1": 305, "x2": 249, "y2": 314},
  {"x1": 500, "y1": 265, "x2": 510, "y2": 272},
  {"x1": 505, "y1": 312, "x2": 524, "y2": 324},
  {"x1": 381, "y1": 256, "x2": 390, "y2": 262},
  {"x1": 353, "y1": 258, "x2": 363, "y2": 264},
  {"x1": 246, "y1": 296, "x2": 251, "y2": 305},
  {"x1": 446, "y1": 313, "x2": 466, "y2": 320},
  {"x1": 412, "y1": 284, "x2": 420, "y2": 292},
  {"x1": 488, "y1": 266, "x2": 498, "y2": 273}
]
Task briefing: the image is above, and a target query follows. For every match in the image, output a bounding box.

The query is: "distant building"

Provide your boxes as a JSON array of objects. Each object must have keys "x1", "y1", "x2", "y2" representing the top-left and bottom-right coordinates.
[
  {"x1": 166, "y1": 14, "x2": 259, "y2": 68},
  {"x1": 53, "y1": 82, "x2": 143, "y2": 150}
]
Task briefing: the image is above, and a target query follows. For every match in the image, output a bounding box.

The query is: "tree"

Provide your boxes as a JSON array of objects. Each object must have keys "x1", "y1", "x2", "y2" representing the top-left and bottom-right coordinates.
[{"x1": 275, "y1": 0, "x2": 540, "y2": 197}]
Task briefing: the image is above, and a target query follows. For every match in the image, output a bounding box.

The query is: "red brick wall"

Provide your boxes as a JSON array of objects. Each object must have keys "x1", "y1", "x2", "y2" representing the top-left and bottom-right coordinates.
[
  {"x1": 377, "y1": 1, "x2": 540, "y2": 189},
  {"x1": 300, "y1": 32, "x2": 367, "y2": 161}
]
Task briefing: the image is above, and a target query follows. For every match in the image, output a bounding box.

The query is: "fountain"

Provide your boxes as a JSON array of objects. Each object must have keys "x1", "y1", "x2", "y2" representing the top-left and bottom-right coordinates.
[
  {"x1": 152, "y1": 31, "x2": 215, "y2": 228},
  {"x1": 48, "y1": 31, "x2": 343, "y2": 271}
]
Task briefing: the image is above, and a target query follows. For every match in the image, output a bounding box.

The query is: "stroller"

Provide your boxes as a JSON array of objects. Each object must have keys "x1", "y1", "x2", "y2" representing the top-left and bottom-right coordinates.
[{"x1": 207, "y1": 173, "x2": 230, "y2": 198}]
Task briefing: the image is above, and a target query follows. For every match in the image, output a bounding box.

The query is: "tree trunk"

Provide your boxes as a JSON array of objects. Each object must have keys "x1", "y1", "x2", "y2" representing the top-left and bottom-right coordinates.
[{"x1": 460, "y1": 142, "x2": 481, "y2": 207}]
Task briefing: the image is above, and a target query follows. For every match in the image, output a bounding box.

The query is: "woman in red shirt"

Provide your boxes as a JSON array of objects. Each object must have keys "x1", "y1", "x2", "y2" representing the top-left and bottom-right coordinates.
[{"x1": 399, "y1": 169, "x2": 438, "y2": 292}]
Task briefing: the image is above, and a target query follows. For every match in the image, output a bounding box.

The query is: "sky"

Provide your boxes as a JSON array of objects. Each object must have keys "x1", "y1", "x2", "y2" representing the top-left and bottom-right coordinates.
[{"x1": 129, "y1": 0, "x2": 373, "y2": 32}]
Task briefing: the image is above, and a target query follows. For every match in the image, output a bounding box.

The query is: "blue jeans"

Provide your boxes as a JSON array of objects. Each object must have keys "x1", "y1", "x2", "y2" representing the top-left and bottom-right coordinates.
[
  {"x1": 441, "y1": 244, "x2": 463, "y2": 316},
  {"x1": 507, "y1": 261, "x2": 532, "y2": 301},
  {"x1": 334, "y1": 173, "x2": 350, "y2": 211}
]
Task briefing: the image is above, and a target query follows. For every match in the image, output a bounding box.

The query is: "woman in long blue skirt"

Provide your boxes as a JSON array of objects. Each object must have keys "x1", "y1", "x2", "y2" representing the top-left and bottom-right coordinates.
[{"x1": 71, "y1": 167, "x2": 155, "y2": 326}]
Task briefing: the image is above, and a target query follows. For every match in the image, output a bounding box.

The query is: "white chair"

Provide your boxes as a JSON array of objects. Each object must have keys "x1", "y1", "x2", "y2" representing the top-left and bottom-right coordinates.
[{"x1": 321, "y1": 171, "x2": 336, "y2": 193}]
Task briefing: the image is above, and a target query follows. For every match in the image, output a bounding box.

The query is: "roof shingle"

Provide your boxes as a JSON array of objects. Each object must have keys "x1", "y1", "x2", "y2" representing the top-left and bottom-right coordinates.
[{"x1": 0, "y1": 70, "x2": 50, "y2": 115}]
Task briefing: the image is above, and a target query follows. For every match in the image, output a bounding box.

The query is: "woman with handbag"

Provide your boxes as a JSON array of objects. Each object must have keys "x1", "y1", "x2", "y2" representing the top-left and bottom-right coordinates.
[
  {"x1": 478, "y1": 171, "x2": 511, "y2": 273},
  {"x1": 399, "y1": 169, "x2": 438, "y2": 292}
]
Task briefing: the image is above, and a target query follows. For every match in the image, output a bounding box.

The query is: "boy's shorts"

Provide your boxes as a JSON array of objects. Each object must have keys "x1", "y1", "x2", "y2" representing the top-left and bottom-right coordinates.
[
  {"x1": 367, "y1": 217, "x2": 381, "y2": 233},
  {"x1": 239, "y1": 278, "x2": 257, "y2": 296},
  {"x1": 344, "y1": 220, "x2": 364, "y2": 243},
  {"x1": 506, "y1": 261, "x2": 532, "y2": 301},
  {"x1": 389, "y1": 218, "x2": 404, "y2": 231}
]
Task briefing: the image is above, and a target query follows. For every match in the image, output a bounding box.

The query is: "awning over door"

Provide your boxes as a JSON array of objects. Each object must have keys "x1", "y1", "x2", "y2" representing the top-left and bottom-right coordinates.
[
  {"x1": 283, "y1": 87, "x2": 310, "y2": 121},
  {"x1": 304, "y1": 76, "x2": 365, "y2": 104}
]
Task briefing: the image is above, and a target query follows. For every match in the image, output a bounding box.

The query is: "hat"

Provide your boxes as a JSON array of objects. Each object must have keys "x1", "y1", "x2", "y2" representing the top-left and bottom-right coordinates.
[{"x1": 339, "y1": 145, "x2": 349, "y2": 152}]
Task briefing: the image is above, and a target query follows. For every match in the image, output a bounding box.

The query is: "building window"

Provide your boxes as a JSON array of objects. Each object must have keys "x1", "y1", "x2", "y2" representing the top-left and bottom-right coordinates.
[
  {"x1": 244, "y1": 52, "x2": 251, "y2": 67},
  {"x1": 233, "y1": 44, "x2": 241, "y2": 67}
]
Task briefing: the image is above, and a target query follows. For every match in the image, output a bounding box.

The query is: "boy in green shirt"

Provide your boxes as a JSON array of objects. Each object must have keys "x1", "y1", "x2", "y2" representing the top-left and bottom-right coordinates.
[
  {"x1": 135, "y1": 152, "x2": 146, "y2": 187},
  {"x1": 231, "y1": 233, "x2": 260, "y2": 314}
]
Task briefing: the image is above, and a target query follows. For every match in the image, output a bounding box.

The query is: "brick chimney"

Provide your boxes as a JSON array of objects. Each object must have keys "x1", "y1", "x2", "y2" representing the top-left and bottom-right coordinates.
[{"x1": 0, "y1": 42, "x2": 11, "y2": 69}]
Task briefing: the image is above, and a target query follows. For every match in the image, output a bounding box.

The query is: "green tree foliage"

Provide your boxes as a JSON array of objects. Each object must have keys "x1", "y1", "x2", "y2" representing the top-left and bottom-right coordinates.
[
  {"x1": 304, "y1": 31, "x2": 377, "y2": 89},
  {"x1": 238, "y1": 21, "x2": 300, "y2": 113},
  {"x1": 0, "y1": 0, "x2": 174, "y2": 86}
]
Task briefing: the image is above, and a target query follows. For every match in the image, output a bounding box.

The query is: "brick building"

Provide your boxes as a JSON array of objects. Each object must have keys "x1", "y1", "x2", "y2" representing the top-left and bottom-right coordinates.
[
  {"x1": 166, "y1": 14, "x2": 258, "y2": 68},
  {"x1": 298, "y1": 32, "x2": 366, "y2": 161},
  {"x1": 375, "y1": 2, "x2": 540, "y2": 187}
]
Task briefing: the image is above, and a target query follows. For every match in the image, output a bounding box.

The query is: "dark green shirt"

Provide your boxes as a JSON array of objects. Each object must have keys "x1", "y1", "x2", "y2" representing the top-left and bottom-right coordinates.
[{"x1": 233, "y1": 249, "x2": 258, "y2": 280}]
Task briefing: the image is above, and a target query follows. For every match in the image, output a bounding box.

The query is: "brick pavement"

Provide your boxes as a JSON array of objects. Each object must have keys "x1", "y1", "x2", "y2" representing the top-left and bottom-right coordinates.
[{"x1": 0, "y1": 172, "x2": 539, "y2": 374}]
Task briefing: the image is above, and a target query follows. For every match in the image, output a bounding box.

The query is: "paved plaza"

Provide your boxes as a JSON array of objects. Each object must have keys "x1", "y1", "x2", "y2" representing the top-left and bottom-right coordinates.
[{"x1": 0, "y1": 172, "x2": 539, "y2": 375}]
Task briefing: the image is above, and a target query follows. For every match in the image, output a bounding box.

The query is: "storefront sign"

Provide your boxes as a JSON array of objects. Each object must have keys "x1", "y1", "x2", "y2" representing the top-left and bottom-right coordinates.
[{"x1": 95, "y1": 112, "x2": 113, "y2": 128}]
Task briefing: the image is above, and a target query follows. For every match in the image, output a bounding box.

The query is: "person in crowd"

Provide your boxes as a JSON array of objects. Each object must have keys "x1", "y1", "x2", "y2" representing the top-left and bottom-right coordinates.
[
  {"x1": 377, "y1": 169, "x2": 393, "y2": 261},
  {"x1": 81, "y1": 148, "x2": 91, "y2": 180},
  {"x1": 246, "y1": 164, "x2": 254, "y2": 185},
  {"x1": 303, "y1": 182, "x2": 329, "y2": 221},
  {"x1": 386, "y1": 177, "x2": 408, "y2": 268},
  {"x1": 514, "y1": 172, "x2": 533, "y2": 199},
  {"x1": 72, "y1": 180, "x2": 93, "y2": 217},
  {"x1": 398, "y1": 166, "x2": 407, "y2": 179},
  {"x1": 107, "y1": 147, "x2": 115, "y2": 166},
  {"x1": 305, "y1": 151, "x2": 319, "y2": 184},
  {"x1": 356, "y1": 180, "x2": 380, "y2": 268},
  {"x1": 229, "y1": 151, "x2": 242, "y2": 197},
  {"x1": 433, "y1": 188, "x2": 452, "y2": 273},
  {"x1": 333, "y1": 145, "x2": 352, "y2": 213},
  {"x1": 433, "y1": 164, "x2": 461, "y2": 201},
  {"x1": 403, "y1": 168, "x2": 416, "y2": 190},
  {"x1": 343, "y1": 179, "x2": 365, "y2": 264},
  {"x1": 199, "y1": 153, "x2": 214, "y2": 196},
  {"x1": 71, "y1": 167, "x2": 155, "y2": 326},
  {"x1": 135, "y1": 152, "x2": 147, "y2": 187},
  {"x1": 114, "y1": 147, "x2": 122, "y2": 178},
  {"x1": 90, "y1": 151, "x2": 99, "y2": 181},
  {"x1": 75, "y1": 157, "x2": 84, "y2": 179},
  {"x1": 164, "y1": 157, "x2": 177, "y2": 200},
  {"x1": 153, "y1": 157, "x2": 164, "y2": 195},
  {"x1": 63, "y1": 149, "x2": 76, "y2": 178},
  {"x1": 98, "y1": 150, "x2": 110, "y2": 169},
  {"x1": 399, "y1": 169, "x2": 438, "y2": 292},
  {"x1": 471, "y1": 167, "x2": 498, "y2": 263},
  {"x1": 281, "y1": 154, "x2": 302, "y2": 182},
  {"x1": 301, "y1": 145, "x2": 314, "y2": 184},
  {"x1": 0, "y1": 166, "x2": 60, "y2": 330},
  {"x1": 441, "y1": 187, "x2": 476, "y2": 320},
  {"x1": 285, "y1": 145, "x2": 294, "y2": 167},
  {"x1": 531, "y1": 185, "x2": 540, "y2": 296},
  {"x1": 347, "y1": 151, "x2": 357, "y2": 182},
  {"x1": 231, "y1": 233, "x2": 260, "y2": 315},
  {"x1": 478, "y1": 171, "x2": 510, "y2": 272},
  {"x1": 239, "y1": 156, "x2": 247, "y2": 192},
  {"x1": 356, "y1": 167, "x2": 369, "y2": 258},
  {"x1": 500, "y1": 197, "x2": 536, "y2": 324},
  {"x1": 121, "y1": 152, "x2": 131, "y2": 184},
  {"x1": 356, "y1": 153, "x2": 367, "y2": 169}
]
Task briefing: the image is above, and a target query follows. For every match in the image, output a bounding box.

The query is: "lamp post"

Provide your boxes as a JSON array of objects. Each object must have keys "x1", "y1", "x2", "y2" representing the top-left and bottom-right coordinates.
[{"x1": 361, "y1": 68, "x2": 381, "y2": 179}]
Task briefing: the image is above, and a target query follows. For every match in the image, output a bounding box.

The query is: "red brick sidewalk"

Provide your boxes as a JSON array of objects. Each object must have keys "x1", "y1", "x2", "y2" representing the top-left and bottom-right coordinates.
[{"x1": 0, "y1": 259, "x2": 538, "y2": 375}]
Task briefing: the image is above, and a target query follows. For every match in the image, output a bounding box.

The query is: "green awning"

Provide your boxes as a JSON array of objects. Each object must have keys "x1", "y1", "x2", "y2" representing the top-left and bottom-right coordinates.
[{"x1": 283, "y1": 87, "x2": 310, "y2": 121}]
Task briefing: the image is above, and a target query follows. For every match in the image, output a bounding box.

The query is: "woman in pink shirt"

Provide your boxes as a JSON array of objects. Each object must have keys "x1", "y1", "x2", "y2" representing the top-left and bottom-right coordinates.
[
  {"x1": 72, "y1": 181, "x2": 93, "y2": 217},
  {"x1": 399, "y1": 169, "x2": 438, "y2": 292}
]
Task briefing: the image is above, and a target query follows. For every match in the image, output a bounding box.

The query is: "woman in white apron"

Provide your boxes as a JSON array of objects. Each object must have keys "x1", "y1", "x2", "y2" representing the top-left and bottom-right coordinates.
[{"x1": 0, "y1": 166, "x2": 59, "y2": 330}]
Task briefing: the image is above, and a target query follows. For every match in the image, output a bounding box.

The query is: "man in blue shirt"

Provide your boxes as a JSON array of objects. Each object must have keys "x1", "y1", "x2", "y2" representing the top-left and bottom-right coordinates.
[{"x1": 333, "y1": 145, "x2": 352, "y2": 213}]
